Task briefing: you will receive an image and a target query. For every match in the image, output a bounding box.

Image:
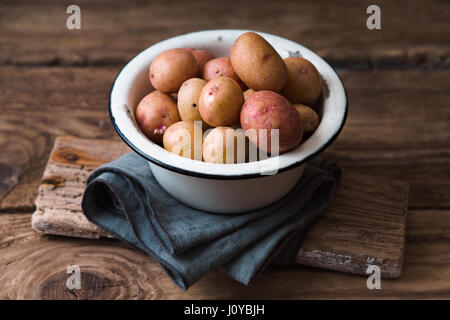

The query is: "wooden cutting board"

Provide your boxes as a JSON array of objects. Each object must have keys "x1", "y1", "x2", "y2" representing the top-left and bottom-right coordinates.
[{"x1": 31, "y1": 136, "x2": 408, "y2": 279}]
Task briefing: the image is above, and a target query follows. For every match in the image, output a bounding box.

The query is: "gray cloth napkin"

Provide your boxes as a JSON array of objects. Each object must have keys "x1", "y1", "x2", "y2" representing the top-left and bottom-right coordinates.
[{"x1": 81, "y1": 152, "x2": 340, "y2": 290}]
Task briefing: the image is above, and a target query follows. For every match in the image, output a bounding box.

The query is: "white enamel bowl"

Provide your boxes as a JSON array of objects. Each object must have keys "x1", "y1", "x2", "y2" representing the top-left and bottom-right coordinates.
[{"x1": 109, "y1": 29, "x2": 347, "y2": 213}]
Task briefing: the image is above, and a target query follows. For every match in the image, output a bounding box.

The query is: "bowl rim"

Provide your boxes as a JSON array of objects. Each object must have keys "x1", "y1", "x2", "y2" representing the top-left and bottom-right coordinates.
[{"x1": 109, "y1": 29, "x2": 348, "y2": 180}]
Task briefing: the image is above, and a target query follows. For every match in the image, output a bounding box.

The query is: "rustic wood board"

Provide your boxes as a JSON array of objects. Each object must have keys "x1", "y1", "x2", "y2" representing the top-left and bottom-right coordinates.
[
  {"x1": 1, "y1": 0, "x2": 449, "y2": 69},
  {"x1": 31, "y1": 136, "x2": 408, "y2": 279},
  {"x1": 32, "y1": 136, "x2": 130, "y2": 239}
]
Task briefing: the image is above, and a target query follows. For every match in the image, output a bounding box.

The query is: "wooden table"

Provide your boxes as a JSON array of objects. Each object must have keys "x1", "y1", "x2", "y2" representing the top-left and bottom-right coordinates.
[{"x1": 0, "y1": 0, "x2": 449, "y2": 299}]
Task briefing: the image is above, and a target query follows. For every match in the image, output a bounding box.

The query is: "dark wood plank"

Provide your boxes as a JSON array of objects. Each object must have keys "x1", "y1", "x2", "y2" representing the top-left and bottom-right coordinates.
[
  {"x1": 1, "y1": 67, "x2": 449, "y2": 211},
  {"x1": 323, "y1": 70, "x2": 450, "y2": 209},
  {"x1": 1, "y1": 210, "x2": 448, "y2": 299},
  {"x1": 0, "y1": 66, "x2": 120, "y2": 211},
  {"x1": 0, "y1": 0, "x2": 449, "y2": 68}
]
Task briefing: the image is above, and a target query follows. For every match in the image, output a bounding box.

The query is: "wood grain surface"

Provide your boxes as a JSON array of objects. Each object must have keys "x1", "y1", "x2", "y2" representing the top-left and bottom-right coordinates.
[
  {"x1": 1, "y1": 0, "x2": 449, "y2": 299},
  {"x1": 31, "y1": 136, "x2": 408, "y2": 279},
  {"x1": 1, "y1": 67, "x2": 449, "y2": 212},
  {"x1": 2, "y1": 210, "x2": 449, "y2": 299},
  {"x1": 0, "y1": 0, "x2": 448, "y2": 69}
]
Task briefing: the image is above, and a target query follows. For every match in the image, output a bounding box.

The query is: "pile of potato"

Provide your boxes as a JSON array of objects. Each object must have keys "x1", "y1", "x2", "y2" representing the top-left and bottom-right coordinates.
[{"x1": 136, "y1": 32, "x2": 321, "y2": 164}]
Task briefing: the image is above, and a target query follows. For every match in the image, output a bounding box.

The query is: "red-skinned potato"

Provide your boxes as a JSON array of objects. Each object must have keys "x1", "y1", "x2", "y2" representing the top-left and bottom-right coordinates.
[
  {"x1": 230, "y1": 32, "x2": 287, "y2": 92},
  {"x1": 149, "y1": 48, "x2": 198, "y2": 93},
  {"x1": 294, "y1": 104, "x2": 320, "y2": 134},
  {"x1": 185, "y1": 48, "x2": 215, "y2": 72},
  {"x1": 282, "y1": 57, "x2": 322, "y2": 106},
  {"x1": 202, "y1": 127, "x2": 248, "y2": 164},
  {"x1": 199, "y1": 76, "x2": 244, "y2": 127},
  {"x1": 240, "y1": 91, "x2": 303, "y2": 154},
  {"x1": 135, "y1": 91, "x2": 180, "y2": 144},
  {"x1": 163, "y1": 121, "x2": 203, "y2": 160},
  {"x1": 202, "y1": 57, "x2": 246, "y2": 90}
]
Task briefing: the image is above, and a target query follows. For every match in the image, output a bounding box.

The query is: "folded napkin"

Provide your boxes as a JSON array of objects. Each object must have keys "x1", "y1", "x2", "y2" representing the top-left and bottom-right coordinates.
[{"x1": 82, "y1": 152, "x2": 340, "y2": 290}]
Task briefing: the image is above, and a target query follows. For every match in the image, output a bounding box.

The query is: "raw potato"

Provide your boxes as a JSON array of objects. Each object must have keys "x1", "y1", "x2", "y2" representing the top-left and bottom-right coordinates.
[
  {"x1": 240, "y1": 91, "x2": 303, "y2": 154},
  {"x1": 203, "y1": 127, "x2": 248, "y2": 164},
  {"x1": 185, "y1": 48, "x2": 215, "y2": 71},
  {"x1": 243, "y1": 88, "x2": 255, "y2": 101},
  {"x1": 199, "y1": 76, "x2": 244, "y2": 127},
  {"x1": 202, "y1": 57, "x2": 246, "y2": 89},
  {"x1": 141, "y1": 33, "x2": 318, "y2": 163},
  {"x1": 282, "y1": 57, "x2": 322, "y2": 106},
  {"x1": 230, "y1": 32, "x2": 287, "y2": 92},
  {"x1": 177, "y1": 78, "x2": 209, "y2": 127},
  {"x1": 163, "y1": 121, "x2": 203, "y2": 160},
  {"x1": 149, "y1": 48, "x2": 198, "y2": 93},
  {"x1": 294, "y1": 104, "x2": 320, "y2": 134},
  {"x1": 135, "y1": 91, "x2": 181, "y2": 144}
]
